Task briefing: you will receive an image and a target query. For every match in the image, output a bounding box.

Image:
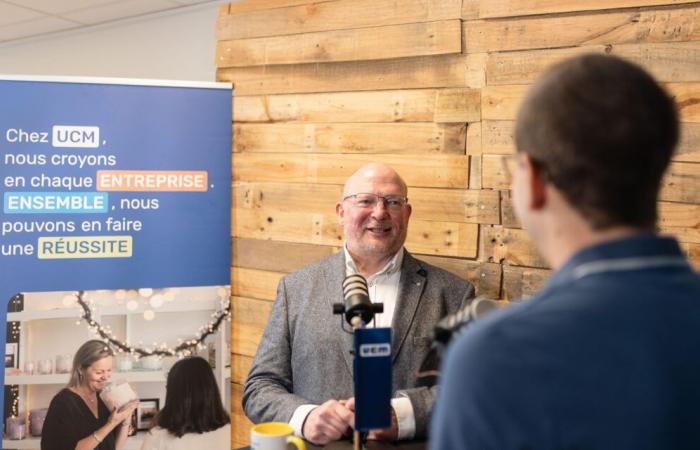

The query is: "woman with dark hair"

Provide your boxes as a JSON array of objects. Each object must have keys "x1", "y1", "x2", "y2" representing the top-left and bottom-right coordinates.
[
  {"x1": 140, "y1": 356, "x2": 230, "y2": 449},
  {"x1": 42, "y1": 340, "x2": 138, "y2": 450}
]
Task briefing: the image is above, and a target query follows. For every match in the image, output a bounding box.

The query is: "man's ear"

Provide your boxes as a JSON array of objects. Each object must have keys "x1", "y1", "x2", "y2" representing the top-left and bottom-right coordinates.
[
  {"x1": 525, "y1": 155, "x2": 547, "y2": 210},
  {"x1": 336, "y1": 202, "x2": 344, "y2": 224}
]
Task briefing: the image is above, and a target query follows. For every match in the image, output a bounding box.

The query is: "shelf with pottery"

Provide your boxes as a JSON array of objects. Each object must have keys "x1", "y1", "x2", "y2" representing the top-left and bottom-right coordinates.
[
  {"x1": 5, "y1": 369, "x2": 167, "y2": 385},
  {"x1": 6, "y1": 298, "x2": 220, "y2": 322},
  {"x1": 3, "y1": 431, "x2": 147, "y2": 449},
  {"x1": 4, "y1": 287, "x2": 231, "y2": 444}
]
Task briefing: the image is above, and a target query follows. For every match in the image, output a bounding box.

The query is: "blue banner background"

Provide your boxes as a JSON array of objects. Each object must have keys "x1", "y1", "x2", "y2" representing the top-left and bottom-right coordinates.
[{"x1": 0, "y1": 78, "x2": 231, "y2": 437}]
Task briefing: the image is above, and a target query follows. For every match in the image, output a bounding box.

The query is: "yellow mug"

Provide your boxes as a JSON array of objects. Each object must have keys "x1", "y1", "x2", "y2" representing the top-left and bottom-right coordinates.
[{"x1": 250, "y1": 422, "x2": 306, "y2": 450}]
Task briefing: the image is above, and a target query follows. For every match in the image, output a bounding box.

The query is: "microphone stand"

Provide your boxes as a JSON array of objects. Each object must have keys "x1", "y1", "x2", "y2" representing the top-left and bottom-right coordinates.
[{"x1": 349, "y1": 315, "x2": 364, "y2": 450}]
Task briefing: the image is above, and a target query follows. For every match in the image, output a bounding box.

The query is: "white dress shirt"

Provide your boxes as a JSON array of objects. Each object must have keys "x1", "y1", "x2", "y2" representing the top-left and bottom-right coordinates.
[{"x1": 289, "y1": 246, "x2": 416, "y2": 440}]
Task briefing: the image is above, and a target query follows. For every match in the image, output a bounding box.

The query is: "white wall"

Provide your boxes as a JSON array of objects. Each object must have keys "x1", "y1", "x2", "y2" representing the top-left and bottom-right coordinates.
[{"x1": 0, "y1": 2, "x2": 226, "y2": 82}]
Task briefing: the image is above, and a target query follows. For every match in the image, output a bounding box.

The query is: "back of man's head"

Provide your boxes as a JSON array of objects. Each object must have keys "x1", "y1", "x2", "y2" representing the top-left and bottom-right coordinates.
[{"x1": 515, "y1": 54, "x2": 678, "y2": 230}]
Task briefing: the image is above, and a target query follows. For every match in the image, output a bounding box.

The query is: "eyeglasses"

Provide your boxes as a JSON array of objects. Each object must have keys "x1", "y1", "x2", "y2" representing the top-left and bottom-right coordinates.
[{"x1": 343, "y1": 193, "x2": 408, "y2": 210}]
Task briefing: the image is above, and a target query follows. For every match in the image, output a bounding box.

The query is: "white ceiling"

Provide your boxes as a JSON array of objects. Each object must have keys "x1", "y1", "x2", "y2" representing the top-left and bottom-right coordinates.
[{"x1": 0, "y1": 0, "x2": 220, "y2": 44}]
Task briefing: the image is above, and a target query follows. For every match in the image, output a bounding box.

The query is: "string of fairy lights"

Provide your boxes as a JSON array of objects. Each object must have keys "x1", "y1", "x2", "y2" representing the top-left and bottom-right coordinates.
[
  {"x1": 6, "y1": 288, "x2": 230, "y2": 417},
  {"x1": 74, "y1": 289, "x2": 231, "y2": 357}
]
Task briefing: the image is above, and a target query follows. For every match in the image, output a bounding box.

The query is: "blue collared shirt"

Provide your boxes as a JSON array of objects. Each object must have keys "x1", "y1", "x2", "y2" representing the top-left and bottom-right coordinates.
[{"x1": 431, "y1": 234, "x2": 700, "y2": 450}]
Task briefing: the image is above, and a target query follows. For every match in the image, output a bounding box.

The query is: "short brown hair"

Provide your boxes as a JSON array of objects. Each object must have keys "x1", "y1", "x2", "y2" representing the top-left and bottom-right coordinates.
[{"x1": 515, "y1": 54, "x2": 678, "y2": 229}]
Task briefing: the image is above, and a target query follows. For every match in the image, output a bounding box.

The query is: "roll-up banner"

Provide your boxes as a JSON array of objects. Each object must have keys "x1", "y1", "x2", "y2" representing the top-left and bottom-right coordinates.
[{"x1": 0, "y1": 76, "x2": 231, "y2": 448}]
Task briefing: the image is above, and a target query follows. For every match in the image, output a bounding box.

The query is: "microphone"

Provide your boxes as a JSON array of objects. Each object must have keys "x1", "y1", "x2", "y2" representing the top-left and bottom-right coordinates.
[
  {"x1": 416, "y1": 297, "x2": 502, "y2": 385},
  {"x1": 333, "y1": 274, "x2": 383, "y2": 327},
  {"x1": 432, "y1": 297, "x2": 501, "y2": 349}
]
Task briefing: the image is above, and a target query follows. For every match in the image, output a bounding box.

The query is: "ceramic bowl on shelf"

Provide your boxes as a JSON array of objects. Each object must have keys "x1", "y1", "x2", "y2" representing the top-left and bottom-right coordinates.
[
  {"x1": 115, "y1": 355, "x2": 133, "y2": 372},
  {"x1": 139, "y1": 355, "x2": 162, "y2": 371}
]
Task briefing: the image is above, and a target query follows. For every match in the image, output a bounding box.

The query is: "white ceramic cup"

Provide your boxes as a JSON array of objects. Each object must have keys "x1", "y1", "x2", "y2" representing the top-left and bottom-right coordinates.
[{"x1": 250, "y1": 422, "x2": 305, "y2": 450}]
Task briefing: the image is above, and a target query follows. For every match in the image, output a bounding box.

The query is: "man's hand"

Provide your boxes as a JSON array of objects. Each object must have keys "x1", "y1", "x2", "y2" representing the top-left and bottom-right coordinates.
[
  {"x1": 344, "y1": 397, "x2": 399, "y2": 441},
  {"x1": 302, "y1": 399, "x2": 354, "y2": 445}
]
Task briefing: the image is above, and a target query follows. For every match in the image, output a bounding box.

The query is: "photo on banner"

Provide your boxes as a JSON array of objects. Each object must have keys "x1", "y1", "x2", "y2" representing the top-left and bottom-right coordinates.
[{"x1": 0, "y1": 76, "x2": 232, "y2": 449}]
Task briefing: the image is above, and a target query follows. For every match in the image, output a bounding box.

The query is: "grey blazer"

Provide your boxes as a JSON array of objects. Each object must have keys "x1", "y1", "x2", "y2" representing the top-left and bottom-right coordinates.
[{"x1": 242, "y1": 250, "x2": 474, "y2": 438}]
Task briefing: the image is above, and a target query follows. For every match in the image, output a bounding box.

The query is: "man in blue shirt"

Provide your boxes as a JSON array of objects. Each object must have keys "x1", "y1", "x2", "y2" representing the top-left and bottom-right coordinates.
[{"x1": 431, "y1": 54, "x2": 700, "y2": 449}]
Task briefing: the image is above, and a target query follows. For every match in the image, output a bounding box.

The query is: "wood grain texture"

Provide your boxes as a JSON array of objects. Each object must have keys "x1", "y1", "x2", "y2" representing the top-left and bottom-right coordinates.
[
  {"x1": 465, "y1": 6, "x2": 700, "y2": 53},
  {"x1": 232, "y1": 238, "x2": 339, "y2": 273},
  {"x1": 218, "y1": 53, "x2": 485, "y2": 95},
  {"x1": 487, "y1": 42, "x2": 700, "y2": 86},
  {"x1": 231, "y1": 267, "x2": 283, "y2": 301},
  {"x1": 502, "y1": 265, "x2": 551, "y2": 300},
  {"x1": 668, "y1": 83, "x2": 700, "y2": 123},
  {"x1": 478, "y1": 0, "x2": 696, "y2": 19},
  {"x1": 482, "y1": 120, "x2": 516, "y2": 154},
  {"x1": 481, "y1": 154, "x2": 510, "y2": 190},
  {"x1": 233, "y1": 88, "x2": 481, "y2": 123},
  {"x1": 227, "y1": 0, "x2": 336, "y2": 14},
  {"x1": 232, "y1": 353, "x2": 253, "y2": 385},
  {"x1": 677, "y1": 122, "x2": 700, "y2": 162},
  {"x1": 481, "y1": 226, "x2": 548, "y2": 268},
  {"x1": 233, "y1": 208, "x2": 480, "y2": 257},
  {"x1": 217, "y1": 20, "x2": 461, "y2": 67},
  {"x1": 481, "y1": 85, "x2": 528, "y2": 121},
  {"x1": 233, "y1": 153, "x2": 469, "y2": 188},
  {"x1": 418, "y1": 256, "x2": 502, "y2": 297},
  {"x1": 216, "y1": 0, "x2": 462, "y2": 40},
  {"x1": 231, "y1": 295, "x2": 274, "y2": 356},
  {"x1": 234, "y1": 181, "x2": 499, "y2": 224},
  {"x1": 660, "y1": 162, "x2": 700, "y2": 203},
  {"x1": 233, "y1": 122, "x2": 467, "y2": 154}
]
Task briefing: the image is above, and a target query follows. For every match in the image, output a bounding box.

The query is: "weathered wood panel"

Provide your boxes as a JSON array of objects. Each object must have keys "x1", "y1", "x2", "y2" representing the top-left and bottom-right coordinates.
[
  {"x1": 661, "y1": 226, "x2": 700, "y2": 244},
  {"x1": 218, "y1": 53, "x2": 486, "y2": 95},
  {"x1": 231, "y1": 267, "x2": 283, "y2": 301},
  {"x1": 482, "y1": 120, "x2": 515, "y2": 154},
  {"x1": 469, "y1": 155, "x2": 482, "y2": 189},
  {"x1": 233, "y1": 153, "x2": 469, "y2": 188},
  {"x1": 234, "y1": 182, "x2": 500, "y2": 224},
  {"x1": 658, "y1": 201, "x2": 700, "y2": 228},
  {"x1": 232, "y1": 238, "x2": 338, "y2": 273},
  {"x1": 216, "y1": 0, "x2": 462, "y2": 40},
  {"x1": 231, "y1": 295, "x2": 274, "y2": 356},
  {"x1": 233, "y1": 88, "x2": 481, "y2": 123},
  {"x1": 233, "y1": 122, "x2": 467, "y2": 154},
  {"x1": 465, "y1": 6, "x2": 700, "y2": 54},
  {"x1": 228, "y1": 0, "x2": 335, "y2": 14},
  {"x1": 217, "y1": 20, "x2": 461, "y2": 67},
  {"x1": 417, "y1": 257, "x2": 502, "y2": 297},
  {"x1": 466, "y1": 122, "x2": 482, "y2": 155},
  {"x1": 487, "y1": 42, "x2": 700, "y2": 86},
  {"x1": 233, "y1": 208, "x2": 480, "y2": 257},
  {"x1": 481, "y1": 154, "x2": 510, "y2": 190},
  {"x1": 481, "y1": 85, "x2": 528, "y2": 121},
  {"x1": 659, "y1": 162, "x2": 700, "y2": 204},
  {"x1": 478, "y1": 0, "x2": 696, "y2": 19},
  {"x1": 668, "y1": 83, "x2": 700, "y2": 123},
  {"x1": 232, "y1": 353, "x2": 253, "y2": 386},
  {"x1": 500, "y1": 190, "x2": 521, "y2": 229},
  {"x1": 502, "y1": 265, "x2": 551, "y2": 300},
  {"x1": 677, "y1": 122, "x2": 700, "y2": 162},
  {"x1": 481, "y1": 226, "x2": 548, "y2": 268}
]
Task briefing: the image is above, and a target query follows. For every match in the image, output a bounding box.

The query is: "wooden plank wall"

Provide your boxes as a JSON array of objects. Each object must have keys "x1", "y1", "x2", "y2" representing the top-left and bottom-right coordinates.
[{"x1": 216, "y1": 1, "x2": 700, "y2": 447}]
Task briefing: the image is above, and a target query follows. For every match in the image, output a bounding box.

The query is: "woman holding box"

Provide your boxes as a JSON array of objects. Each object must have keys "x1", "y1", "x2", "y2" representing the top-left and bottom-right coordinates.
[{"x1": 42, "y1": 340, "x2": 138, "y2": 450}]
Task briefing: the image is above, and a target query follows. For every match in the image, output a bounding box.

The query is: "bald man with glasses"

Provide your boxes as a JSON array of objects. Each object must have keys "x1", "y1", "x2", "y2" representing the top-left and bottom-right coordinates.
[{"x1": 243, "y1": 163, "x2": 474, "y2": 446}]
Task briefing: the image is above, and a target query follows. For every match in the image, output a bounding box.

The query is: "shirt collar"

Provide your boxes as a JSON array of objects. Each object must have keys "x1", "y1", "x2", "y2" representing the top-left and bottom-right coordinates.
[
  {"x1": 343, "y1": 244, "x2": 404, "y2": 278},
  {"x1": 547, "y1": 233, "x2": 687, "y2": 289}
]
